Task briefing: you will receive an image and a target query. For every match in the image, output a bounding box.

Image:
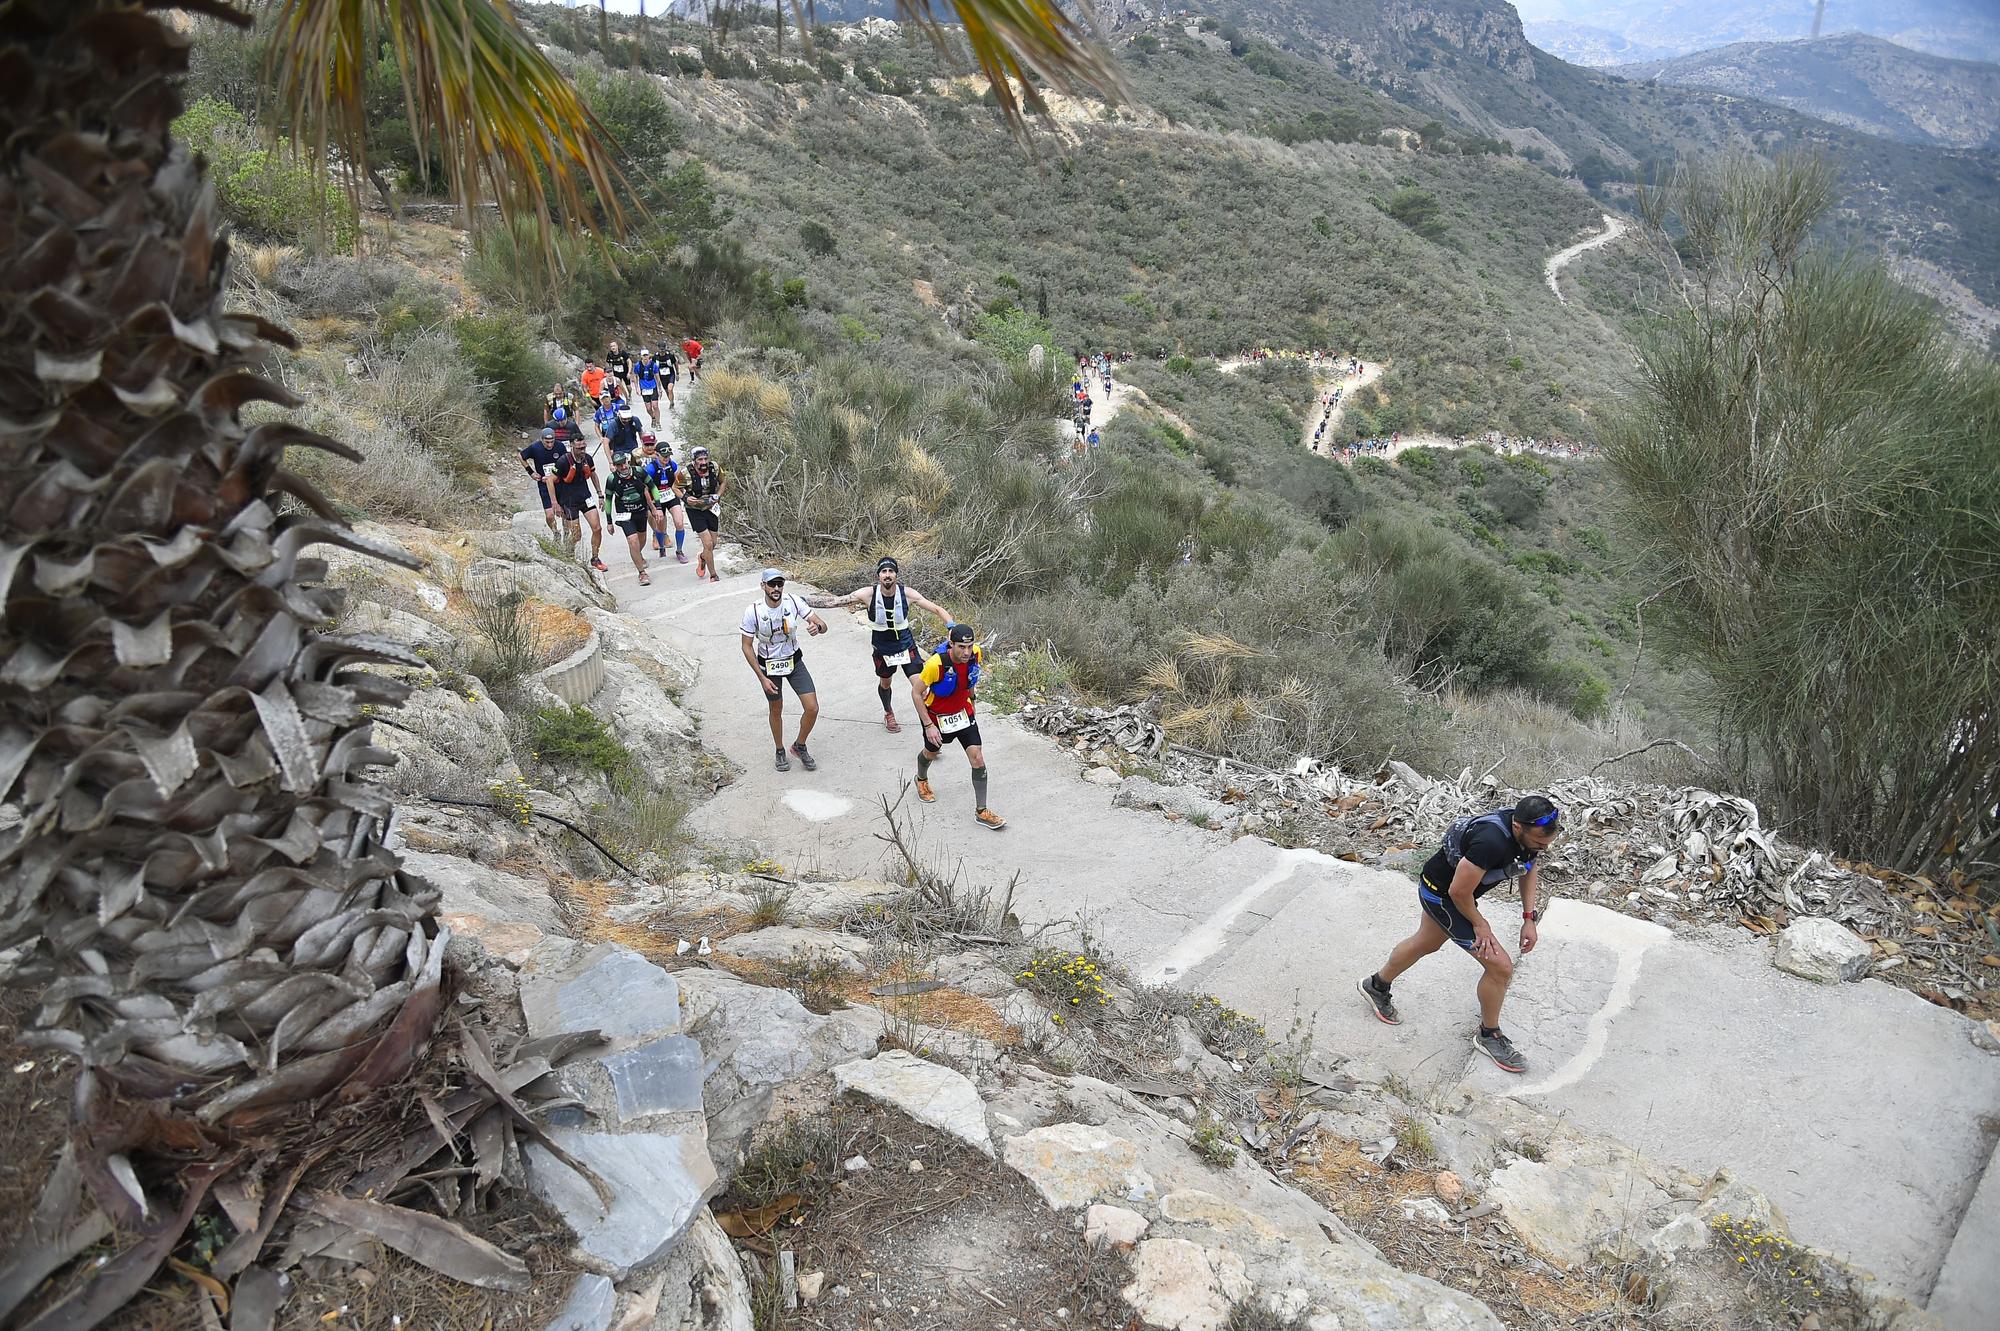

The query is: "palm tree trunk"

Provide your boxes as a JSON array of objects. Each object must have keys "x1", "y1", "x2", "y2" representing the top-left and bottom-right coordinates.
[{"x1": 0, "y1": 0, "x2": 441, "y2": 1177}]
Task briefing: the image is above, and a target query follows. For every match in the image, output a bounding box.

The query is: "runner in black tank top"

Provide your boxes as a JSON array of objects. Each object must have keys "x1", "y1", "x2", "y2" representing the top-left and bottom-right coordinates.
[{"x1": 804, "y1": 556, "x2": 954, "y2": 733}]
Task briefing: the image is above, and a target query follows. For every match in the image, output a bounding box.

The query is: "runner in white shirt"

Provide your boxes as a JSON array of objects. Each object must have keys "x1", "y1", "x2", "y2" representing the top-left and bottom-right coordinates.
[{"x1": 740, "y1": 568, "x2": 829, "y2": 772}]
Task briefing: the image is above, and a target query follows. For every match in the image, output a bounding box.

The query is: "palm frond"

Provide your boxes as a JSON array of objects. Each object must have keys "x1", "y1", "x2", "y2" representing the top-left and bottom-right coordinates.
[
  {"x1": 897, "y1": 0, "x2": 1125, "y2": 129},
  {"x1": 262, "y1": 0, "x2": 631, "y2": 248}
]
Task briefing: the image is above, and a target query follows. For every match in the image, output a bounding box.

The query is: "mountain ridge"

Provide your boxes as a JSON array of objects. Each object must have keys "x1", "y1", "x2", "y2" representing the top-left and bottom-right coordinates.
[{"x1": 1609, "y1": 31, "x2": 2000, "y2": 149}]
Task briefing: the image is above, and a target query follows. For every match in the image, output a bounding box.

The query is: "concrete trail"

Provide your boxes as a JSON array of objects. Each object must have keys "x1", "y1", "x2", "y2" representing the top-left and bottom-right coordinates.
[
  {"x1": 1300, "y1": 360, "x2": 1384, "y2": 456},
  {"x1": 589, "y1": 552, "x2": 2000, "y2": 1322},
  {"x1": 1544, "y1": 212, "x2": 1628, "y2": 304}
]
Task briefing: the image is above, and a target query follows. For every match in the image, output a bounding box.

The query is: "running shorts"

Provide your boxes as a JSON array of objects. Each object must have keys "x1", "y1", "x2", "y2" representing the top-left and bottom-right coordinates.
[
  {"x1": 687, "y1": 505, "x2": 719, "y2": 534},
  {"x1": 1417, "y1": 874, "x2": 1479, "y2": 952},
  {"x1": 760, "y1": 652, "x2": 815, "y2": 696}
]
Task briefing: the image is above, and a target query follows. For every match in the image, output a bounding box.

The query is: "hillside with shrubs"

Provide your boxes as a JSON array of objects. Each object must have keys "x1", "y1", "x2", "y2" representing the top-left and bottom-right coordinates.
[{"x1": 176, "y1": 2, "x2": 1992, "y2": 864}]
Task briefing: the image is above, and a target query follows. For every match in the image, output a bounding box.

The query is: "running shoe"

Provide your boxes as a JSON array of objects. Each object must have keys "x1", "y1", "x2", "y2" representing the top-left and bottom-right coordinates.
[
  {"x1": 884, "y1": 711, "x2": 901, "y2": 733},
  {"x1": 1358, "y1": 975, "x2": 1401, "y2": 1026},
  {"x1": 638, "y1": 571, "x2": 651, "y2": 586},
  {"x1": 915, "y1": 778, "x2": 936, "y2": 803},
  {"x1": 676, "y1": 552, "x2": 689, "y2": 564},
  {"x1": 774, "y1": 747, "x2": 791, "y2": 772},
  {"x1": 976, "y1": 809, "x2": 1007, "y2": 831},
  {"x1": 590, "y1": 558, "x2": 608, "y2": 571},
  {"x1": 709, "y1": 573, "x2": 721, "y2": 583},
  {"x1": 1474, "y1": 1029, "x2": 1527, "y2": 1073},
  {"x1": 790, "y1": 742, "x2": 817, "y2": 772}
]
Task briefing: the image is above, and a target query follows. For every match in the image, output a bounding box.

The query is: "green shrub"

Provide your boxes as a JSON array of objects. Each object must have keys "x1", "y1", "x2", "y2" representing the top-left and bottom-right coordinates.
[
  {"x1": 174, "y1": 98, "x2": 355, "y2": 248},
  {"x1": 530, "y1": 704, "x2": 630, "y2": 775},
  {"x1": 970, "y1": 305, "x2": 1060, "y2": 364},
  {"x1": 377, "y1": 281, "x2": 454, "y2": 347},
  {"x1": 1382, "y1": 187, "x2": 1445, "y2": 240},
  {"x1": 799, "y1": 219, "x2": 837, "y2": 256},
  {"x1": 453, "y1": 314, "x2": 560, "y2": 425}
]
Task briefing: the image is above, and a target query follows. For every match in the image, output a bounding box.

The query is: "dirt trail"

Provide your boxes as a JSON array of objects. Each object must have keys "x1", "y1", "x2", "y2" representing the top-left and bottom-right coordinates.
[
  {"x1": 1544, "y1": 212, "x2": 1628, "y2": 304},
  {"x1": 1300, "y1": 360, "x2": 1384, "y2": 455}
]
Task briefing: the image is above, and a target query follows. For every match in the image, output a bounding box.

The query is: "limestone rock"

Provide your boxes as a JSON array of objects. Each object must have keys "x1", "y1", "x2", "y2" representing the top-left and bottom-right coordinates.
[
  {"x1": 1113, "y1": 776, "x2": 1237, "y2": 832},
  {"x1": 1001, "y1": 1123, "x2": 1158, "y2": 1210},
  {"x1": 519, "y1": 941, "x2": 682, "y2": 1046},
  {"x1": 601, "y1": 1034, "x2": 707, "y2": 1121},
  {"x1": 834, "y1": 1050, "x2": 994, "y2": 1157},
  {"x1": 721, "y1": 926, "x2": 871, "y2": 975},
  {"x1": 987, "y1": 1068, "x2": 1502, "y2": 1330},
  {"x1": 403, "y1": 850, "x2": 565, "y2": 936},
  {"x1": 1083, "y1": 766, "x2": 1123, "y2": 787},
  {"x1": 582, "y1": 607, "x2": 699, "y2": 695},
  {"x1": 526, "y1": 1130, "x2": 717, "y2": 1279},
  {"x1": 676, "y1": 970, "x2": 880, "y2": 1170},
  {"x1": 462, "y1": 555, "x2": 607, "y2": 613},
  {"x1": 1121, "y1": 1237, "x2": 1250, "y2": 1331},
  {"x1": 1433, "y1": 1170, "x2": 1465, "y2": 1205},
  {"x1": 545, "y1": 1274, "x2": 616, "y2": 1331},
  {"x1": 1773, "y1": 917, "x2": 1873, "y2": 982},
  {"x1": 593, "y1": 659, "x2": 695, "y2": 780},
  {"x1": 376, "y1": 684, "x2": 520, "y2": 791},
  {"x1": 1485, "y1": 1156, "x2": 1670, "y2": 1267},
  {"x1": 786, "y1": 878, "x2": 909, "y2": 927},
  {"x1": 343, "y1": 599, "x2": 455, "y2": 654},
  {"x1": 1085, "y1": 1203, "x2": 1150, "y2": 1251},
  {"x1": 1642, "y1": 1213, "x2": 1711, "y2": 1261},
  {"x1": 648, "y1": 1209, "x2": 751, "y2": 1331}
]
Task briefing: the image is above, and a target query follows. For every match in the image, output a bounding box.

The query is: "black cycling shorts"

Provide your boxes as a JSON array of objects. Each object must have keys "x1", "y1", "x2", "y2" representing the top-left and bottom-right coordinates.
[
  {"x1": 1417, "y1": 874, "x2": 1479, "y2": 953},
  {"x1": 687, "y1": 506, "x2": 719, "y2": 534},
  {"x1": 925, "y1": 718, "x2": 982, "y2": 750},
  {"x1": 555, "y1": 490, "x2": 597, "y2": 523},
  {"x1": 613, "y1": 512, "x2": 648, "y2": 538}
]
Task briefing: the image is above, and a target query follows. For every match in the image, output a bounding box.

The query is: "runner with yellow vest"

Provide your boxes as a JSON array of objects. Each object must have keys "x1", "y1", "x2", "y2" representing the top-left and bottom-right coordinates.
[
  {"x1": 915, "y1": 624, "x2": 1005, "y2": 830},
  {"x1": 806, "y1": 557, "x2": 954, "y2": 732}
]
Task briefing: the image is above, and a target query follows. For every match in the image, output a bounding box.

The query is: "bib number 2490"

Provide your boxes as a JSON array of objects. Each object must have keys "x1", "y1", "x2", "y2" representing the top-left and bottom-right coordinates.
[{"x1": 764, "y1": 656, "x2": 795, "y2": 677}]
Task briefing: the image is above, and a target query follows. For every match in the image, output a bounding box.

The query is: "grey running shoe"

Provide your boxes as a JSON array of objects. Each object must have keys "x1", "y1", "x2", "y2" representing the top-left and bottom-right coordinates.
[
  {"x1": 1358, "y1": 975, "x2": 1400, "y2": 1025},
  {"x1": 790, "y1": 742, "x2": 817, "y2": 772},
  {"x1": 774, "y1": 746, "x2": 791, "y2": 772},
  {"x1": 1474, "y1": 1029, "x2": 1527, "y2": 1073}
]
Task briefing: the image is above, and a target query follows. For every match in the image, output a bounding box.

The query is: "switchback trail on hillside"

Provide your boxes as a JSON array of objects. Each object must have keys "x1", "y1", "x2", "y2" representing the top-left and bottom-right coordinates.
[
  {"x1": 1544, "y1": 212, "x2": 1629, "y2": 303},
  {"x1": 573, "y1": 527, "x2": 2000, "y2": 1318}
]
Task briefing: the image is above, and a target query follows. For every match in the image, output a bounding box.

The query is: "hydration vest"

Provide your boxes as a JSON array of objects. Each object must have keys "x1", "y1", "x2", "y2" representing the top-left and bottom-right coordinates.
[
  {"x1": 1442, "y1": 810, "x2": 1529, "y2": 890},
  {"x1": 868, "y1": 584, "x2": 911, "y2": 632}
]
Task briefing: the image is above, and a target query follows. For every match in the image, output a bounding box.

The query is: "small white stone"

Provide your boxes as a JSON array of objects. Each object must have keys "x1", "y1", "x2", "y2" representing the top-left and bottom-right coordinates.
[
  {"x1": 908, "y1": 1159, "x2": 924, "y2": 1173},
  {"x1": 843, "y1": 1155, "x2": 871, "y2": 1173},
  {"x1": 797, "y1": 1272, "x2": 826, "y2": 1303},
  {"x1": 1084, "y1": 1203, "x2": 1150, "y2": 1252}
]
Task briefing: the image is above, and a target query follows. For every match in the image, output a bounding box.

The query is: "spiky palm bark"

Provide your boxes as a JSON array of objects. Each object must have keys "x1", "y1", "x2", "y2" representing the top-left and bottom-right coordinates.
[{"x1": 0, "y1": 0, "x2": 437, "y2": 1228}]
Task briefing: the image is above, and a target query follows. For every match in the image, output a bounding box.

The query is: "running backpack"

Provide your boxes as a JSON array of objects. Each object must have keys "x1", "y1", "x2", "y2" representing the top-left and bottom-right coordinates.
[{"x1": 1441, "y1": 809, "x2": 1524, "y2": 887}]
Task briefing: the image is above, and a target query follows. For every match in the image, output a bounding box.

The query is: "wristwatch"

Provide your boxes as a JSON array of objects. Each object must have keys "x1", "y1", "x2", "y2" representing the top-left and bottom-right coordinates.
[{"x1": 1522, "y1": 908, "x2": 1540, "y2": 922}]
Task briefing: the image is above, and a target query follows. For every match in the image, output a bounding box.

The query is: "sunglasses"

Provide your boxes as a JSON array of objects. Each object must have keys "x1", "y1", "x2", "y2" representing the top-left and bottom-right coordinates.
[
  {"x1": 764, "y1": 578, "x2": 786, "y2": 587},
  {"x1": 1528, "y1": 806, "x2": 1561, "y2": 828}
]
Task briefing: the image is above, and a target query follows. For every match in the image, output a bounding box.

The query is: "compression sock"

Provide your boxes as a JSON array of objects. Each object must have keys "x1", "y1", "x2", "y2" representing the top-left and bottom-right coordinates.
[
  {"x1": 916, "y1": 750, "x2": 934, "y2": 780},
  {"x1": 878, "y1": 683, "x2": 895, "y2": 715},
  {"x1": 674, "y1": 529, "x2": 685, "y2": 553},
  {"x1": 971, "y1": 765, "x2": 989, "y2": 811}
]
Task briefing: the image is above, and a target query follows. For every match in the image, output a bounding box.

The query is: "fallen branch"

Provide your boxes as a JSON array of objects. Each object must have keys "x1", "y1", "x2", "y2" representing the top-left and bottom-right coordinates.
[
  {"x1": 1588, "y1": 737, "x2": 1714, "y2": 775},
  {"x1": 421, "y1": 794, "x2": 636, "y2": 876}
]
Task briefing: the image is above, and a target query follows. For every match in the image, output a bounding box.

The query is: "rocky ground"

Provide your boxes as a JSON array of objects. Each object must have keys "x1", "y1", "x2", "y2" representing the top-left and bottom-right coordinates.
[
  {"x1": 7, "y1": 421, "x2": 1982, "y2": 1331},
  {"x1": 203, "y1": 514, "x2": 1975, "y2": 1329}
]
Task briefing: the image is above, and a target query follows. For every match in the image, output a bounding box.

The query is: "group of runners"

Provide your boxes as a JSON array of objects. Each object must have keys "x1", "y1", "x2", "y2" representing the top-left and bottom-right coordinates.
[
  {"x1": 519, "y1": 335, "x2": 718, "y2": 587},
  {"x1": 1070, "y1": 351, "x2": 1117, "y2": 448},
  {"x1": 737, "y1": 558, "x2": 1007, "y2": 830}
]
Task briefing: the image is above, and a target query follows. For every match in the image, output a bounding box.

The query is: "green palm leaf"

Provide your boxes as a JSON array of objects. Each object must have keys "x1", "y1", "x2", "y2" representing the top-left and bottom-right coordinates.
[{"x1": 261, "y1": 0, "x2": 632, "y2": 240}]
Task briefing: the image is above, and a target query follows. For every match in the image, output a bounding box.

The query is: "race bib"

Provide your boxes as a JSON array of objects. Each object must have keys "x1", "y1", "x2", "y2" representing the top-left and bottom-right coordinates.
[
  {"x1": 936, "y1": 710, "x2": 972, "y2": 735},
  {"x1": 764, "y1": 656, "x2": 795, "y2": 677},
  {"x1": 582, "y1": 495, "x2": 599, "y2": 511},
  {"x1": 882, "y1": 650, "x2": 912, "y2": 667},
  {"x1": 609, "y1": 504, "x2": 627, "y2": 521}
]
